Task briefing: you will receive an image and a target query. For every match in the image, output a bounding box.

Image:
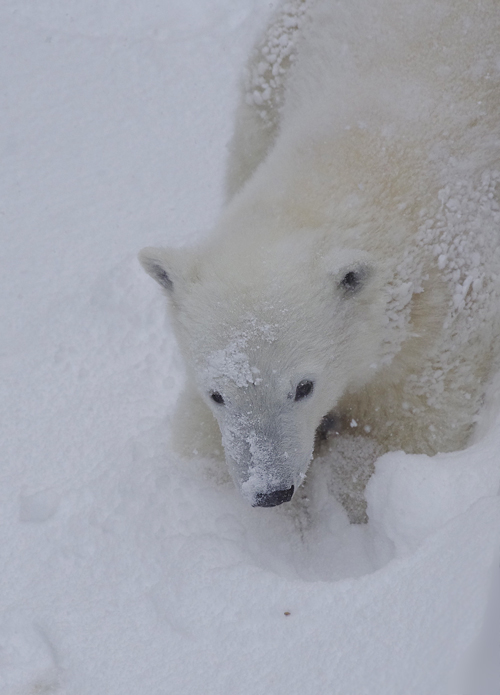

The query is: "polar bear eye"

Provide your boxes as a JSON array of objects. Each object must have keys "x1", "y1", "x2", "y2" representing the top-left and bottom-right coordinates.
[
  {"x1": 210, "y1": 391, "x2": 225, "y2": 405},
  {"x1": 294, "y1": 380, "x2": 314, "y2": 401},
  {"x1": 340, "y1": 270, "x2": 362, "y2": 292}
]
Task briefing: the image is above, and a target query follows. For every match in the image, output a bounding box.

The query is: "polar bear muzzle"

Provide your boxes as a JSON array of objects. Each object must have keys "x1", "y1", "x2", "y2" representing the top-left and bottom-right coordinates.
[{"x1": 253, "y1": 485, "x2": 295, "y2": 507}]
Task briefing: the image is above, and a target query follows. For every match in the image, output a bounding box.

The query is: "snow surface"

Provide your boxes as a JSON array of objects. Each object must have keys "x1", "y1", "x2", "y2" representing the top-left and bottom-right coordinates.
[{"x1": 1, "y1": 1, "x2": 500, "y2": 693}]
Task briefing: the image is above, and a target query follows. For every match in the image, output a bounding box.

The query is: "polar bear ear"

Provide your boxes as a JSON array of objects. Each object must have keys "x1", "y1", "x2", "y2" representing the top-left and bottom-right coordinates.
[
  {"x1": 138, "y1": 246, "x2": 197, "y2": 296},
  {"x1": 323, "y1": 249, "x2": 375, "y2": 296},
  {"x1": 337, "y1": 261, "x2": 373, "y2": 296}
]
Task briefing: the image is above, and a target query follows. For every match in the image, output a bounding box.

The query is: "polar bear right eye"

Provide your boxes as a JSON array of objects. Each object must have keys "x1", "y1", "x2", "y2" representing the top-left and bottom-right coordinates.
[
  {"x1": 210, "y1": 391, "x2": 225, "y2": 405},
  {"x1": 294, "y1": 380, "x2": 314, "y2": 401}
]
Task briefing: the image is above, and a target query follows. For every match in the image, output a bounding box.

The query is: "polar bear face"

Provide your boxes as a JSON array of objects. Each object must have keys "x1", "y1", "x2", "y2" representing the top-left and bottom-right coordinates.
[{"x1": 140, "y1": 239, "x2": 382, "y2": 506}]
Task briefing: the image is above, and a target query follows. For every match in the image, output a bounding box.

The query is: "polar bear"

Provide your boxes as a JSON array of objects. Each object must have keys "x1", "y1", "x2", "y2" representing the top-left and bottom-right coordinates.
[{"x1": 140, "y1": 0, "x2": 500, "y2": 510}]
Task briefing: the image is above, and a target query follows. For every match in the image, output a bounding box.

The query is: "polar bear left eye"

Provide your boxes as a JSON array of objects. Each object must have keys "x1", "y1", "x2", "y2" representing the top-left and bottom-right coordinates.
[{"x1": 210, "y1": 391, "x2": 225, "y2": 405}]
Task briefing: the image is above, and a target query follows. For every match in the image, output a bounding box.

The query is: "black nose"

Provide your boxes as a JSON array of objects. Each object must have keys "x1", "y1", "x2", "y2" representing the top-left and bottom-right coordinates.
[{"x1": 253, "y1": 485, "x2": 295, "y2": 507}]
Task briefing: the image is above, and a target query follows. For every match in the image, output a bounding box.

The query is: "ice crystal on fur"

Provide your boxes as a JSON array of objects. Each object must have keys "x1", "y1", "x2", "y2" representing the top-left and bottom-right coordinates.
[{"x1": 244, "y1": 0, "x2": 312, "y2": 126}]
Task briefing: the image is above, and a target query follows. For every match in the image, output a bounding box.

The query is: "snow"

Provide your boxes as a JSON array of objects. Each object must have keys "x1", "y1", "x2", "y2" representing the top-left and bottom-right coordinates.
[
  {"x1": 207, "y1": 338, "x2": 256, "y2": 388},
  {"x1": 1, "y1": 1, "x2": 499, "y2": 694}
]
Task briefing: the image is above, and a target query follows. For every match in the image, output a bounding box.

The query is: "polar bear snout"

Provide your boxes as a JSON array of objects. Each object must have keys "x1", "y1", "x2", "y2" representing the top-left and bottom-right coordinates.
[
  {"x1": 221, "y1": 419, "x2": 311, "y2": 506},
  {"x1": 252, "y1": 485, "x2": 295, "y2": 507}
]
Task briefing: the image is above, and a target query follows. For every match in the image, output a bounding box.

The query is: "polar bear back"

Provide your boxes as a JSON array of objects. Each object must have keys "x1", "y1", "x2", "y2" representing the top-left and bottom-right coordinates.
[{"x1": 228, "y1": 0, "x2": 500, "y2": 198}]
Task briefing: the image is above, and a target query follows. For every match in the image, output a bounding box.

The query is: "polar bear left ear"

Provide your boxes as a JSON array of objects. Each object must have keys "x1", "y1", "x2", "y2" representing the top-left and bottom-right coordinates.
[
  {"x1": 138, "y1": 246, "x2": 198, "y2": 297},
  {"x1": 323, "y1": 249, "x2": 375, "y2": 295},
  {"x1": 337, "y1": 261, "x2": 373, "y2": 295}
]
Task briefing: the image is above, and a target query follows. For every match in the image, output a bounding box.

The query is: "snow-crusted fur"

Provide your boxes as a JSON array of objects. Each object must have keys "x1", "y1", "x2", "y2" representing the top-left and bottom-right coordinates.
[{"x1": 140, "y1": 0, "x2": 500, "y2": 513}]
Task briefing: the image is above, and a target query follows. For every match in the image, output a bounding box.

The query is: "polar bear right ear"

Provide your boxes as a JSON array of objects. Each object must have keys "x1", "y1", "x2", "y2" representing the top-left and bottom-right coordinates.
[{"x1": 138, "y1": 246, "x2": 197, "y2": 297}]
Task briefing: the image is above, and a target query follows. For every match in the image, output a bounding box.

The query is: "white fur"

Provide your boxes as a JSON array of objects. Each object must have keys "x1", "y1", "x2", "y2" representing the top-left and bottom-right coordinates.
[{"x1": 140, "y1": 0, "x2": 500, "y2": 508}]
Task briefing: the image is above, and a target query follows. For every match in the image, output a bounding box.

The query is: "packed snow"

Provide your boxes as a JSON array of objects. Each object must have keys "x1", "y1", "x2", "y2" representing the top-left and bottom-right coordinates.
[{"x1": 1, "y1": 1, "x2": 499, "y2": 694}]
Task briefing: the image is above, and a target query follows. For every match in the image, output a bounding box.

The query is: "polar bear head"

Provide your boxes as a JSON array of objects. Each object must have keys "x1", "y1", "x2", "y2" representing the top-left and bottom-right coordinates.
[{"x1": 140, "y1": 235, "x2": 383, "y2": 507}]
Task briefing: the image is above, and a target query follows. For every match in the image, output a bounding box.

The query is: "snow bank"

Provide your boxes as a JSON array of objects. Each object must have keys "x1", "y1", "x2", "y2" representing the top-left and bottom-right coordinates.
[{"x1": 1, "y1": 1, "x2": 499, "y2": 693}]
